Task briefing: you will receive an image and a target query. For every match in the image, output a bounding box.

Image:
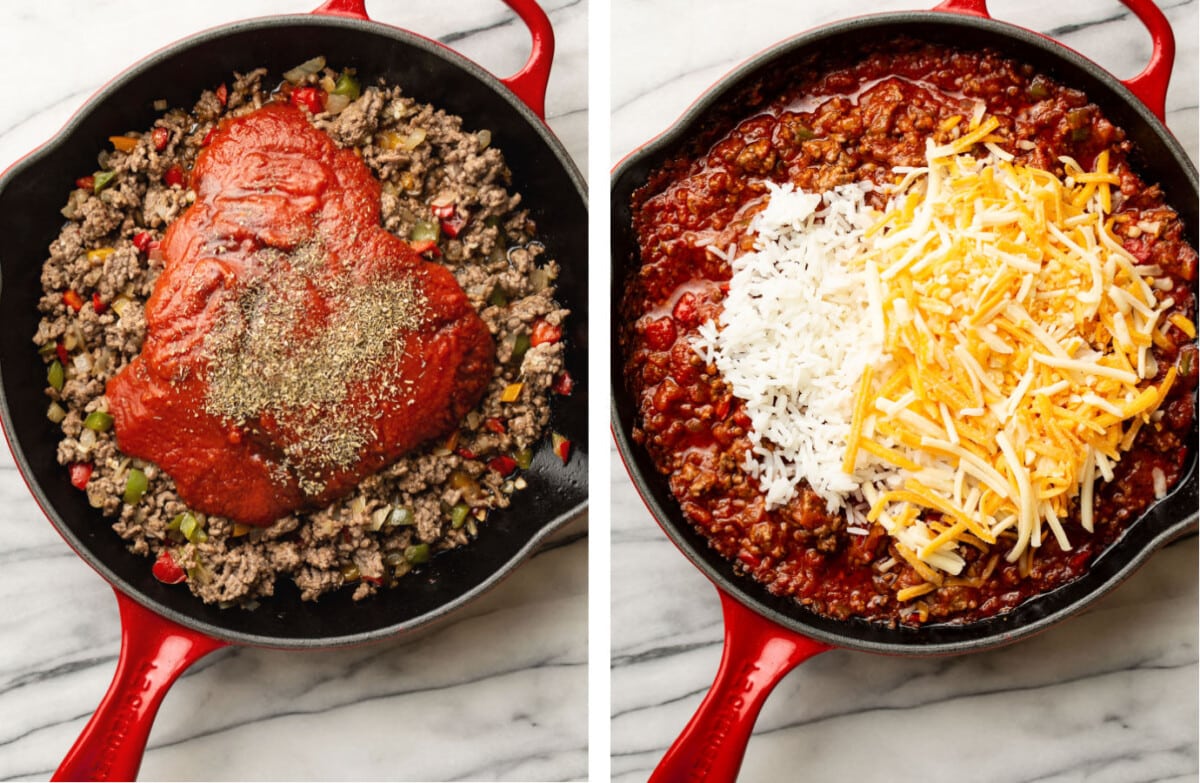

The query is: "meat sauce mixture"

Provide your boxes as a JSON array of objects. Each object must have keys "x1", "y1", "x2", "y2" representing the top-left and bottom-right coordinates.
[
  {"x1": 623, "y1": 43, "x2": 1198, "y2": 626},
  {"x1": 37, "y1": 62, "x2": 571, "y2": 605}
]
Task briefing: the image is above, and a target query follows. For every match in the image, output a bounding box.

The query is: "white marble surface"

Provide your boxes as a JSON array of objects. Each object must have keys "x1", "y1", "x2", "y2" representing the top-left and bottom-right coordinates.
[
  {"x1": 0, "y1": 1, "x2": 587, "y2": 780},
  {"x1": 611, "y1": 1, "x2": 1198, "y2": 781}
]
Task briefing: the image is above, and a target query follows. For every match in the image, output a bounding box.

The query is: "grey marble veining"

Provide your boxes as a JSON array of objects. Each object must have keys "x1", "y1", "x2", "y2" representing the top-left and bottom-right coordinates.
[
  {"x1": 610, "y1": 1, "x2": 1198, "y2": 781},
  {"x1": 0, "y1": 1, "x2": 587, "y2": 780}
]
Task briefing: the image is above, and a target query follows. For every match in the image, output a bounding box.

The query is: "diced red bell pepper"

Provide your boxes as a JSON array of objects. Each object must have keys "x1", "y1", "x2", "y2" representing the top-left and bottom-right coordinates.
[
  {"x1": 62, "y1": 290, "x2": 84, "y2": 312},
  {"x1": 440, "y1": 213, "x2": 467, "y2": 239},
  {"x1": 489, "y1": 455, "x2": 518, "y2": 477},
  {"x1": 456, "y1": 447, "x2": 478, "y2": 460},
  {"x1": 484, "y1": 417, "x2": 506, "y2": 435},
  {"x1": 530, "y1": 319, "x2": 562, "y2": 347},
  {"x1": 738, "y1": 551, "x2": 761, "y2": 569},
  {"x1": 75, "y1": 175, "x2": 95, "y2": 191},
  {"x1": 152, "y1": 549, "x2": 187, "y2": 584},
  {"x1": 152, "y1": 127, "x2": 170, "y2": 152},
  {"x1": 361, "y1": 575, "x2": 384, "y2": 586},
  {"x1": 132, "y1": 231, "x2": 154, "y2": 253},
  {"x1": 715, "y1": 397, "x2": 731, "y2": 420},
  {"x1": 92, "y1": 293, "x2": 106, "y2": 314},
  {"x1": 68, "y1": 462, "x2": 93, "y2": 490},
  {"x1": 55, "y1": 342, "x2": 69, "y2": 366},
  {"x1": 552, "y1": 370, "x2": 574, "y2": 396},
  {"x1": 291, "y1": 86, "x2": 326, "y2": 114},
  {"x1": 644, "y1": 316, "x2": 677, "y2": 351},
  {"x1": 201, "y1": 127, "x2": 216, "y2": 147},
  {"x1": 551, "y1": 432, "x2": 570, "y2": 464},
  {"x1": 215, "y1": 83, "x2": 228, "y2": 107},
  {"x1": 672, "y1": 291, "x2": 700, "y2": 328},
  {"x1": 164, "y1": 165, "x2": 185, "y2": 188}
]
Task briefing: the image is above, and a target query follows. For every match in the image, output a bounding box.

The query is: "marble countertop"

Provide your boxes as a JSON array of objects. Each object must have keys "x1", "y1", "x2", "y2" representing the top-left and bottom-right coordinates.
[
  {"x1": 610, "y1": 1, "x2": 1198, "y2": 781},
  {"x1": 0, "y1": 1, "x2": 587, "y2": 780}
]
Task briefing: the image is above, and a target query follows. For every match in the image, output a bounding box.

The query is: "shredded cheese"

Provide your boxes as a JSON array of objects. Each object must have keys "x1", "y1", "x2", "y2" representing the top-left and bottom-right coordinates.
[{"x1": 853, "y1": 134, "x2": 1174, "y2": 568}]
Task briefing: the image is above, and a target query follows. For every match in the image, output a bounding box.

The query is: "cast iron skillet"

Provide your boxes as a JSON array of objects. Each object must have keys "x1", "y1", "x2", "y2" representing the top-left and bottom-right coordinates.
[
  {"x1": 611, "y1": 0, "x2": 1196, "y2": 779},
  {"x1": 0, "y1": 0, "x2": 587, "y2": 779}
]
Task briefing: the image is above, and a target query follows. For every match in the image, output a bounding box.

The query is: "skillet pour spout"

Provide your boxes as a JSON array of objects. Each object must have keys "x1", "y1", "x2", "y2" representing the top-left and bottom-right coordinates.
[{"x1": 611, "y1": 0, "x2": 1196, "y2": 780}]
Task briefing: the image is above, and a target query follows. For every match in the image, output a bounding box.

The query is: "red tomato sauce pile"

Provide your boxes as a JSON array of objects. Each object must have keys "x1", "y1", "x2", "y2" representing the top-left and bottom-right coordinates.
[{"x1": 109, "y1": 103, "x2": 493, "y2": 526}]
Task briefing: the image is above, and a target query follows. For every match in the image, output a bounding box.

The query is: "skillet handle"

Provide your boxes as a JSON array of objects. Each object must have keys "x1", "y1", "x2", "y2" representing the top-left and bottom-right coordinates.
[
  {"x1": 932, "y1": 0, "x2": 1175, "y2": 121},
  {"x1": 310, "y1": 0, "x2": 369, "y2": 18},
  {"x1": 649, "y1": 590, "x2": 831, "y2": 783},
  {"x1": 1114, "y1": 0, "x2": 1175, "y2": 122},
  {"x1": 311, "y1": 0, "x2": 555, "y2": 120},
  {"x1": 495, "y1": 0, "x2": 555, "y2": 120},
  {"x1": 52, "y1": 589, "x2": 227, "y2": 782}
]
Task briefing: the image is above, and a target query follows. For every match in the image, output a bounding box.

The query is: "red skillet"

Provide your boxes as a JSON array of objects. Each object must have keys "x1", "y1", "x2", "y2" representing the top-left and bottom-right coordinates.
[
  {"x1": 0, "y1": 0, "x2": 588, "y2": 779},
  {"x1": 610, "y1": 0, "x2": 1196, "y2": 780}
]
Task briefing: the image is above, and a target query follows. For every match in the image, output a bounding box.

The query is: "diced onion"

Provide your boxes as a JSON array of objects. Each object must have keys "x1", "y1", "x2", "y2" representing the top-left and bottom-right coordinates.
[
  {"x1": 47, "y1": 402, "x2": 67, "y2": 424},
  {"x1": 283, "y1": 56, "x2": 326, "y2": 84},
  {"x1": 324, "y1": 93, "x2": 351, "y2": 115},
  {"x1": 381, "y1": 128, "x2": 427, "y2": 151},
  {"x1": 369, "y1": 507, "x2": 390, "y2": 532}
]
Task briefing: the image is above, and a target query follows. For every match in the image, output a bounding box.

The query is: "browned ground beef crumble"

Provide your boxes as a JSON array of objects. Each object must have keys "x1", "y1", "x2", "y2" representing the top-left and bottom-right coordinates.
[{"x1": 36, "y1": 63, "x2": 568, "y2": 606}]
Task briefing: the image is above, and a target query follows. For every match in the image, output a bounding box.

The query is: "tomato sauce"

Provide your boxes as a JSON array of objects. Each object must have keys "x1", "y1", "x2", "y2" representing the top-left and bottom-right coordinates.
[
  {"x1": 622, "y1": 43, "x2": 1198, "y2": 626},
  {"x1": 109, "y1": 103, "x2": 493, "y2": 526}
]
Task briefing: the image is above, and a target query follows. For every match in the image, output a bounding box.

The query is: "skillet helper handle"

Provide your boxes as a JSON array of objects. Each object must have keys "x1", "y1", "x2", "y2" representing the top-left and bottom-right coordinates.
[
  {"x1": 649, "y1": 591, "x2": 831, "y2": 783},
  {"x1": 311, "y1": 0, "x2": 555, "y2": 120},
  {"x1": 52, "y1": 590, "x2": 227, "y2": 782},
  {"x1": 1113, "y1": 0, "x2": 1175, "y2": 122},
  {"x1": 932, "y1": 0, "x2": 1175, "y2": 121},
  {"x1": 310, "y1": 0, "x2": 369, "y2": 18},
  {"x1": 495, "y1": 0, "x2": 555, "y2": 120}
]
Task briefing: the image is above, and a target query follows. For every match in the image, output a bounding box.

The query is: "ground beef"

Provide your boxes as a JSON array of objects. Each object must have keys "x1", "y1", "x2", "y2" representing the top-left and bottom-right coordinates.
[{"x1": 35, "y1": 61, "x2": 569, "y2": 607}]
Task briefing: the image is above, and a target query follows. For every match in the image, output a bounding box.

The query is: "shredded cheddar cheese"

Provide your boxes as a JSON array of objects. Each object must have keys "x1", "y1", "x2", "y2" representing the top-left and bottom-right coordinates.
[{"x1": 847, "y1": 128, "x2": 1175, "y2": 571}]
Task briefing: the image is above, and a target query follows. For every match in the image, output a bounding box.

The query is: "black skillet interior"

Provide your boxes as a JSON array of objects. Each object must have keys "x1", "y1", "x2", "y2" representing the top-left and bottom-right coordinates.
[
  {"x1": 611, "y1": 12, "x2": 1198, "y2": 656},
  {"x1": 0, "y1": 15, "x2": 587, "y2": 647}
]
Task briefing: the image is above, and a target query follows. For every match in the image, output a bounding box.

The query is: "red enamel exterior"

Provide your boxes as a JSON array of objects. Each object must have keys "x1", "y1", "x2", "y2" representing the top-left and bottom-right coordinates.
[{"x1": 52, "y1": 592, "x2": 228, "y2": 782}]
